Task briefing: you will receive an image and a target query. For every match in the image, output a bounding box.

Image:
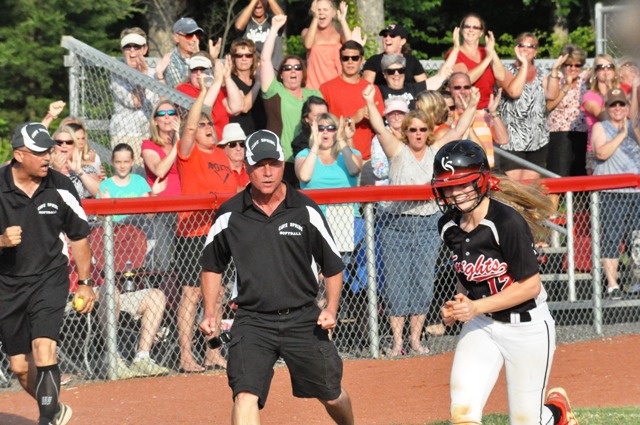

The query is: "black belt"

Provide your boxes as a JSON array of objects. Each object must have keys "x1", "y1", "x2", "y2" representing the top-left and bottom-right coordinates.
[
  {"x1": 486, "y1": 311, "x2": 531, "y2": 323},
  {"x1": 258, "y1": 302, "x2": 314, "y2": 315}
]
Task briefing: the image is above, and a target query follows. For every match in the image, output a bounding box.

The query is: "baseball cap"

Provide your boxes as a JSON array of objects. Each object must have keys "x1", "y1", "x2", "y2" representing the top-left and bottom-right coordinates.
[
  {"x1": 11, "y1": 122, "x2": 56, "y2": 152},
  {"x1": 384, "y1": 98, "x2": 409, "y2": 115},
  {"x1": 379, "y1": 23, "x2": 409, "y2": 39},
  {"x1": 605, "y1": 88, "x2": 629, "y2": 107},
  {"x1": 172, "y1": 17, "x2": 203, "y2": 35},
  {"x1": 219, "y1": 123, "x2": 247, "y2": 145},
  {"x1": 245, "y1": 130, "x2": 284, "y2": 165},
  {"x1": 189, "y1": 56, "x2": 212, "y2": 70}
]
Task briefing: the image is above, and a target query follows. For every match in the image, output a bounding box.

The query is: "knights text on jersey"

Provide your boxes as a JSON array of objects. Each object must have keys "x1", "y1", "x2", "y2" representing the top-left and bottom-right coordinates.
[
  {"x1": 438, "y1": 199, "x2": 545, "y2": 314},
  {"x1": 200, "y1": 182, "x2": 344, "y2": 312},
  {"x1": 0, "y1": 164, "x2": 90, "y2": 277}
]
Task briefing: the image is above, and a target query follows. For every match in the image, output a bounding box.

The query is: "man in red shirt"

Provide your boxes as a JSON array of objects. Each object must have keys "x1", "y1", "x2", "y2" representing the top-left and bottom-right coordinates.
[{"x1": 320, "y1": 41, "x2": 384, "y2": 160}]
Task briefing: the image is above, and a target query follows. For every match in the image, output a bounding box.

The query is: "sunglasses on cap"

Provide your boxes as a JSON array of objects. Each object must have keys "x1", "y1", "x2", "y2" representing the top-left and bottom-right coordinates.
[
  {"x1": 408, "y1": 127, "x2": 428, "y2": 133},
  {"x1": 226, "y1": 142, "x2": 245, "y2": 148},
  {"x1": 178, "y1": 32, "x2": 201, "y2": 40},
  {"x1": 282, "y1": 64, "x2": 303, "y2": 71},
  {"x1": 233, "y1": 53, "x2": 253, "y2": 59},
  {"x1": 55, "y1": 139, "x2": 75, "y2": 146},
  {"x1": 318, "y1": 125, "x2": 337, "y2": 132},
  {"x1": 595, "y1": 64, "x2": 615, "y2": 71},
  {"x1": 384, "y1": 68, "x2": 406, "y2": 75},
  {"x1": 155, "y1": 109, "x2": 177, "y2": 117},
  {"x1": 341, "y1": 55, "x2": 361, "y2": 62},
  {"x1": 122, "y1": 44, "x2": 144, "y2": 51},
  {"x1": 451, "y1": 85, "x2": 472, "y2": 90}
]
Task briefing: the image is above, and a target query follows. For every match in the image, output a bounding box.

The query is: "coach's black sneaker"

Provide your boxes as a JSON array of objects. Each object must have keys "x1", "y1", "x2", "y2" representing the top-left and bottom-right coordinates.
[
  {"x1": 605, "y1": 287, "x2": 624, "y2": 300},
  {"x1": 54, "y1": 402, "x2": 73, "y2": 425}
]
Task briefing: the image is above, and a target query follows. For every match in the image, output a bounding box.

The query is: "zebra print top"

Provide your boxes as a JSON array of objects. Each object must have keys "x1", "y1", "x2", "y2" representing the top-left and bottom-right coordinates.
[{"x1": 498, "y1": 63, "x2": 549, "y2": 152}]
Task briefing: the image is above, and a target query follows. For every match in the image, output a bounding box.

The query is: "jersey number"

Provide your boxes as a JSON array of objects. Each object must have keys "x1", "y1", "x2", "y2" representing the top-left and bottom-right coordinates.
[{"x1": 487, "y1": 275, "x2": 513, "y2": 295}]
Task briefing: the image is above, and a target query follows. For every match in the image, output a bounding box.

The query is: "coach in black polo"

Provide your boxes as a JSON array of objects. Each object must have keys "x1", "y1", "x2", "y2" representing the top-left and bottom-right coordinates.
[
  {"x1": 199, "y1": 129, "x2": 355, "y2": 424},
  {"x1": 0, "y1": 122, "x2": 95, "y2": 425}
]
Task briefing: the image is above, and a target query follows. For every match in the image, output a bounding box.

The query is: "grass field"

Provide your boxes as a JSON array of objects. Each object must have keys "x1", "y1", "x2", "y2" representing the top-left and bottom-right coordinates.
[{"x1": 399, "y1": 406, "x2": 640, "y2": 424}]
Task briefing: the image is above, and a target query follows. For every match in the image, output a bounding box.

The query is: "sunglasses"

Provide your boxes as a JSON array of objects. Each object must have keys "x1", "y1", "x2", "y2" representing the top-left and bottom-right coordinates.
[
  {"x1": 451, "y1": 85, "x2": 472, "y2": 90},
  {"x1": 384, "y1": 67, "x2": 406, "y2": 75},
  {"x1": 233, "y1": 53, "x2": 253, "y2": 59},
  {"x1": 191, "y1": 67, "x2": 209, "y2": 73},
  {"x1": 448, "y1": 105, "x2": 456, "y2": 111},
  {"x1": 55, "y1": 139, "x2": 75, "y2": 146},
  {"x1": 341, "y1": 55, "x2": 361, "y2": 62},
  {"x1": 318, "y1": 125, "x2": 337, "y2": 132},
  {"x1": 408, "y1": 127, "x2": 428, "y2": 133},
  {"x1": 122, "y1": 44, "x2": 144, "y2": 51},
  {"x1": 608, "y1": 101, "x2": 627, "y2": 108},
  {"x1": 226, "y1": 142, "x2": 245, "y2": 148},
  {"x1": 564, "y1": 63, "x2": 583, "y2": 69},
  {"x1": 462, "y1": 24, "x2": 483, "y2": 30},
  {"x1": 380, "y1": 32, "x2": 400, "y2": 38},
  {"x1": 179, "y1": 32, "x2": 201, "y2": 40},
  {"x1": 517, "y1": 43, "x2": 537, "y2": 49},
  {"x1": 155, "y1": 109, "x2": 177, "y2": 117},
  {"x1": 197, "y1": 121, "x2": 213, "y2": 128},
  {"x1": 595, "y1": 64, "x2": 615, "y2": 71},
  {"x1": 282, "y1": 64, "x2": 303, "y2": 71}
]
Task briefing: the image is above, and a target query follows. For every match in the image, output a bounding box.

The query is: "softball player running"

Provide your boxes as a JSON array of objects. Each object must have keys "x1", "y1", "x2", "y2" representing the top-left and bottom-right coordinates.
[{"x1": 432, "y1": 140, "x2": 578, "y2": 425}]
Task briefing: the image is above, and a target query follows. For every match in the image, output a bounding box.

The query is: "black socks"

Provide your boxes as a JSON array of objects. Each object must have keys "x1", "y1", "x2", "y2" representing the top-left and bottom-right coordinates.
[{"x1": 35, "y1": 364, "x2": 60, "y2": 425}]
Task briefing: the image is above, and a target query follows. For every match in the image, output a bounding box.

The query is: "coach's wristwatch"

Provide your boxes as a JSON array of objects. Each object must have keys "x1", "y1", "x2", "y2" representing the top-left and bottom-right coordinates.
[{"x1": 77, "y1": 278, "x2": 94, "y2": 288}]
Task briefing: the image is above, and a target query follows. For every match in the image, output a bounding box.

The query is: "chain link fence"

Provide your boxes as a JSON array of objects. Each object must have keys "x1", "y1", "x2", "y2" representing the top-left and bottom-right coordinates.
[
  {"x1": 2, "y1": 33, "x2": 640, "y2": 388},
  {"x1": 594, "y1": 1, "x2": 638, "y2": 58}
]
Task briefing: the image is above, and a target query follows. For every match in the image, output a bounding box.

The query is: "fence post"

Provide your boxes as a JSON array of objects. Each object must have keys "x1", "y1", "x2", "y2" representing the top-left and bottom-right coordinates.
[
  {"x1": 364, "y1": 203, "x2": 380, "y2": 358},
  {"x1": 565, "y1": 192, "x2": 577, "y2": 302},
  {"x1": 589, "y1": 191, "x2": 603, "y2": 335},
  {"x1": 101, "y1": 217, "x2": 120, "y2": 380}
]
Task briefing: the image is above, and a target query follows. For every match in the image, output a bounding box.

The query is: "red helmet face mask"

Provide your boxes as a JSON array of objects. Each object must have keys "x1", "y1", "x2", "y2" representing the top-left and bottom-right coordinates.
[{"x1": 431, "y1": 140, "x2": 491, "y2": 213}]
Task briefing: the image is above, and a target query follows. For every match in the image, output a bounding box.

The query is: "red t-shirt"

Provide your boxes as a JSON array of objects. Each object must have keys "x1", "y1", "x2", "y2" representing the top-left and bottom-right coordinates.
[
  {"x1": 319, "y1": 77, "x2": 384, "y2": 160},
  {"x1": 447, "y1": 47, "x2": 496, "y2": 110},
  {"x1": 176, "y1": 83, "x2": 229, "y2": 141},
  {"x1": 176, "y1": 140, "x2": 236, "y2": 237}
]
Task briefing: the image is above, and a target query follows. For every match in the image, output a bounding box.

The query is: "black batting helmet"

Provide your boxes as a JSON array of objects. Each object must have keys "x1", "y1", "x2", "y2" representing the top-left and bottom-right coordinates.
[{"x1": 431, "y1": 140, "x2": 490, "y2": 213}]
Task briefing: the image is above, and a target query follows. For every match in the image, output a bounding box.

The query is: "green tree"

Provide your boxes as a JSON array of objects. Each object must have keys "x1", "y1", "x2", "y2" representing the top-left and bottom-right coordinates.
[{"x1": 0, "y1": 0, "x2": 141, "y2": 138}]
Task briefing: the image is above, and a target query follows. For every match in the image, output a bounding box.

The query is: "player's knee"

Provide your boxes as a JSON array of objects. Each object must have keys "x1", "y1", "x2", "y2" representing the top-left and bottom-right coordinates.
[
  {"x1": 9, "y1": 357, "x2": 29, "y2": 377},
  {"x1": 31, "y1": 338, "x2": 57, "y2": 365},
  {"x1": 234, "y1": 391, "x2": 260, "y2": 408}
]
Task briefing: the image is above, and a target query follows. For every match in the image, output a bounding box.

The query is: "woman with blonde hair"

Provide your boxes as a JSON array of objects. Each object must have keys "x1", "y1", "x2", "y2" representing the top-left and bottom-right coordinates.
[
  {"x1": 415, "y1": 90, "x2": 451, "y2": 140},
  {"x1": 50, "y1": 125, "x2": 101, "y2": 199},
  {"x1": 363, "y1": 84, "x2": 480, "y2": 357}
]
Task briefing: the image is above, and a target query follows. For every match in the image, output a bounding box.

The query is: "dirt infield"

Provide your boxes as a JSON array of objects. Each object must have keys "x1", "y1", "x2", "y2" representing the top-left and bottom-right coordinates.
[{"x1": 1, "y1": 334, "x2": 639, "y2": 424}]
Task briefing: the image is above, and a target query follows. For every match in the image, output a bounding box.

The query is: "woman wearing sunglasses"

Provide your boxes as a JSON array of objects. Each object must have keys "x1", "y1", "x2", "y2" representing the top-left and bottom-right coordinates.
[
  {"x1": 50, "y1": 126, "x2": 101, "y2": 199},
  {"x1": 449, "y1": 13, "x2": 505, "y2": 109},
  {"x1": 544, "y1": 44, "x2": 589, "y2": 183},
  {"x1": 363, "y1": 83, "x2": 480, "y2": 357},
  {"x1": 110, "y1": 27, "x2": 159, "y2": 166},
  {"x1": 261, "y1": 14, "x2": 324, "y2": 186},
  {"x1": 581, "y1": 54, "x2": 621, "y2": 174},
  {"x1": 228, "y1": 38, "x2": 266, "y2": 135},
  {"x1": 591, "y1": 88, "x2": 640, "y2": 300},
  {"x1": 497, "y1": 32, "x2": 560, "y2": 181}
]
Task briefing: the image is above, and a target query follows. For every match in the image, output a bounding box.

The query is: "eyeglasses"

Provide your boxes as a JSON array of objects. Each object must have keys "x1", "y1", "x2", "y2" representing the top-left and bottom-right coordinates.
[
  {"x1": 595, "y1": 64, "x2": 615, "y2": 71},
  {"x1": 341, "y1": 55, "x2": 361, "y2": 62},
  {"x1": 282, "y1": 64, "x2": 303, "y2": 71},
  {"x1": 226, "y1": 142, "x2": 245, "y2": 148},
  {"x1": 451, "y1": 85, "x2": 472, "y2": 90},
  {"x1": 407, "y1": 127, "x2": 428, "y2": 133},
  {"x1": 318, "y1": 125, "x2": 337, "y2": 132},
  {"x1": 384, "y1": 67, "x2": 406, "y2": 75},
  {"x1": 517, "y1": 43, "x2": 537, "y2": 49},
  {"x1": 191, "y1": 67, "x2": 209, "y2": 74},
  {"x1": 55, "y1": 139, "x2": 75, "y2": 146},
  {"x1": 178, "y1": 32, "x2": 201, "y2": 40},
  {"x1": 564, "y1": 63, "x2": 583, "y2": 69},
  {"x1": 608, "y1": 101, "x2": 627, "y2": 108},
  {"x1": 197, "y1": 122, "x2": 213, "y2": 128},
  {"x1": 155, "y1": 109, "x2": 177, "y2": 117},
  {"x1": 462, "y1": 24, "x2": 483, "y2": 30},
  {"x1": 233, "y1": 53, "x2": 253, "y2": 59},
  {"x1": 122, "y1": 44, "x2": 144, "y2": 51}
]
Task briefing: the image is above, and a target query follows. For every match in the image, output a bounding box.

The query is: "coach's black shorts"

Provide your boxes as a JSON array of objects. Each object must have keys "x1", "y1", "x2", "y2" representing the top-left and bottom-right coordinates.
[
  {"x1": 0, "y1": 266, "x2": 69, "y2": 356},
  {"x1": 227, "y1": 303, "x2": 343, "y2": 409},
  {"x1": 175, "y1": 235, "x2": 206, "y2": 286}
]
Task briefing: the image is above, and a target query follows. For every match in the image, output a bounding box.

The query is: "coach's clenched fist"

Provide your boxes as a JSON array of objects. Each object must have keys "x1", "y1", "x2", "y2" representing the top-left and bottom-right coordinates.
[{"x1": 1, "y1": 226, "x2": 22, "y2": 247}]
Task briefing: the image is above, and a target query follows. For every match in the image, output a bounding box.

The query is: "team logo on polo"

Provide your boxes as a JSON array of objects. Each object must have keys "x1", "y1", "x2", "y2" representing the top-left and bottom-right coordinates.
[
  {"x1": 278, "y1": 222, "x2": 303, "y2": 236},
  {"x1": 37, "y1": 202, "x2": 59, "y2": 215}
]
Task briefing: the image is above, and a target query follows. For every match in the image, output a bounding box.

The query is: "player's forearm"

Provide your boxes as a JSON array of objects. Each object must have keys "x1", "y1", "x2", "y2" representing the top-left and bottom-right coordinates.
[
  {"x1": 323, "y1": 272, "x2": 343, "y2": 315},
  {"x1": 201, "y1": 270, "x2": 224, "y2": 317},
  {"x1": 473, "y1": 274, "x2": 541, "y2": 314},
  {"x1": 69, "y1": 238, "x2": 92, "y2": 280}
]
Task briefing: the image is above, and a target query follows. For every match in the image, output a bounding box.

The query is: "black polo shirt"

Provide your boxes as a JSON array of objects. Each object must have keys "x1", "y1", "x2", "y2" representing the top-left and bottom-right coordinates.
[
  {"x1": 363, "y1": 53, "x2": 425, "y2": 86},
  {"x1": 201, "y1": 181, "x2": 344, "y2": 312},
  {"x1": 438, "y1": 199, "x2": 542, "y2": 314},
  {"x1": 0, "y1": 163, "x2": 90, "y2": 278}
]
